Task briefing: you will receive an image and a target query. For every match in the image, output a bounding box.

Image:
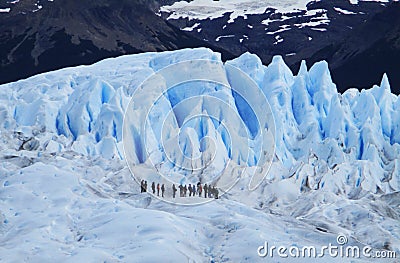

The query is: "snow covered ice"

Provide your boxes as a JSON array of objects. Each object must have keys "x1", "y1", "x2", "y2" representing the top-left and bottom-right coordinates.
[{"x1": 0, "y1": 48, "x2": 399, "y2": 262}]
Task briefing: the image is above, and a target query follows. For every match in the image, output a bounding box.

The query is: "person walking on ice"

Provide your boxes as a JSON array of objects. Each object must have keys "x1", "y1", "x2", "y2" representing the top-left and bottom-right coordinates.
[
  {"x1": 213, "y1": 186, "x2": 219, "y2": 199},
  {"x1": 141, "y1": 181, "x2": 148, "y2": 193},
  {"x1": 172, "y1": 184, "x2": 177, "y2": 198},
  {"x1": 179, "y1": 184, "x2": 183, "y2": 197},
  {"x1": 157, "y1": 183, "x2": 160, "y2": 196},
  {"x1": 161, "y1": 184, "x2": 165, "y2": 198},
  {"x1": 192, "y1": 184, "x2": 196, "y2": 197},
  {"x1": 151, "y1": 182, "x2": 155, "y2": 194},
  {"x1": 188, "y1": 184, "x2": 192, "y2": 197}
]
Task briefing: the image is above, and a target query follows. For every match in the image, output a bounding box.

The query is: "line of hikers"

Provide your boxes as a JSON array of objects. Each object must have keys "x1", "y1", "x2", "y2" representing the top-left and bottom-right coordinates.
[{"x1": 140, "y1": 180, "x2": 219, "y2": 199}]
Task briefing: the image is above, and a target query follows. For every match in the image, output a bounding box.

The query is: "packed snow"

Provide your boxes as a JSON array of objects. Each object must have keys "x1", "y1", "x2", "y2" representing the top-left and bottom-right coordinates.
[
  {"x1": 273, "y1": 35, "x2": 284, "y2": 45},
  {"x1": 215, "y1": 35, "x2": 235, "y2": 41},
  {"x1": 293, "y1": 11, "x2": 330, "y2": 29},
  {"x1": 159, "y1": 0, "x2": 391, "y2": 23},
  {"x1": 181, "y1": 23, "x2": 201, "y2": 31},
  {"x1": 261, "y1": 8, "x2": 330, "y2": 32},
  {"x1": 159, "y1": 0, "x2": 312, "y2": 21},
  {"x1": 334, "y1": 7, "x2": 358, "y2": 14},
  {"x1": 0, "y1": 48, "x2": 399, "y2": 261},
  {"x1": 350, "y1": 0, "x2": 390, "y2": 4}
]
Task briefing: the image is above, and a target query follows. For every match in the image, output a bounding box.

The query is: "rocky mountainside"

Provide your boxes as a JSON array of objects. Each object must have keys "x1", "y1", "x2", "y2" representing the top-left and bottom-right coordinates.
[
  {"x1": 1, "y1": 0, "x2": 399, "y2": 94},
  {"x1": 0, "y1": 0, "x2": 233, "y2": 85},
  {"x1": 311, "y1": 2, "x2": 400, "y2": 92},
  {"x1": 158, "y1": 0, "x2": 400, "y2": 93}
]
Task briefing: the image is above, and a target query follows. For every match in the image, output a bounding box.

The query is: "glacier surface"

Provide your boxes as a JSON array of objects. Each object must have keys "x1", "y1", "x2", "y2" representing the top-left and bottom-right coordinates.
[{"x1": 0, "y1": 48, "x2": 399, "y2": 261}]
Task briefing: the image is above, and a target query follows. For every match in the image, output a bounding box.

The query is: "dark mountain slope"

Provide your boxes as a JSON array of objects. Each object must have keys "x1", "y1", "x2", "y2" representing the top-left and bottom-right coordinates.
[
  {"x1": 0, "y1": 0, "x2": 233, "y2": 85},
  {"x1": 1, "y1": 0, "x2": 399, "y2": 94},
  {"x1": 318, "y1": 2, "x2": 400, "y2": 93},
  {"x1": 159, "y1": 0, "x2": 400, "y2": 93}
]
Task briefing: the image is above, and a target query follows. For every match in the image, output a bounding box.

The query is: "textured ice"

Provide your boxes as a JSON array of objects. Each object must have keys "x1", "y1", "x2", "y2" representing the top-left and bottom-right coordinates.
[
  {"x1": 0, "y1": 48, "x2": 399, "y2": 261},
  {"x1": 1, "y1": 46, "x2": 400, "y2": 194}
]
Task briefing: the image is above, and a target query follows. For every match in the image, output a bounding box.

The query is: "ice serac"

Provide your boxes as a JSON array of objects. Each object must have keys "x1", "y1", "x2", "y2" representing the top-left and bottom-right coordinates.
[{"x1": 0, "y1": 48, "x2": 399, "y2": 194}]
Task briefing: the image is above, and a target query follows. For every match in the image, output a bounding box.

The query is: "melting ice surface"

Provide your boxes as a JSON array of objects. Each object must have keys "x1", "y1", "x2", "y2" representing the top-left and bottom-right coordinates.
[{"x1": 0, "y1": 48, "x2": 399, "y2": 261}]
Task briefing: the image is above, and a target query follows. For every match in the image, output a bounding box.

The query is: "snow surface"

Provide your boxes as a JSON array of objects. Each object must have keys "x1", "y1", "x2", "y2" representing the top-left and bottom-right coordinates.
[
  {"x1": 159, "y1": 0, "x2": 311, "y2": 21},
  {"x1": 350, "y1": 0, "x2": 390, "y2": 4},
  {"x1": 160, "y1": 0, "x2": 392, "y2": 22},
  {"x1": 215, "y1": 34, "x2": 235, "y2": 41},
  {"x1": 334, "y1": 7, "x2": 357, "y2": 14},
  {"x1": 294, "y1": 12, "x2": 330, "y2": 29},
  {"x1": 181, "y1": 23, "x2": 201, "y2": 31},
  {"x1": 0, "y1": 48, "x2": 399, "y2": 261}
]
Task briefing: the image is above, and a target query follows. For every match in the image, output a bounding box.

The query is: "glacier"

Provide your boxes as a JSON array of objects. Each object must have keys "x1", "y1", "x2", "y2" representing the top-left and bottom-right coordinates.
[
  {"x1": 0, "y1": 48, "x2": 399, "y2": 261},
  {"x1": 2, "y1": 48, "x2": 399, "y2": 194}
]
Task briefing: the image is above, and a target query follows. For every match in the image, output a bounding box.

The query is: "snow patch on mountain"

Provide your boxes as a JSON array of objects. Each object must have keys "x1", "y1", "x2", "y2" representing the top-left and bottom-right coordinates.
[
  {"x1": 350, "y1": 0, "x2": 390, "y2": 4},
  {"x1": 181, "y1": 22, "x2": 201, "y2": 31},
  {"x1": 160, "y1": 0, "x2": 312, "y2": 21},
  {"x1": 334, "y1": 7, "x2": 358, "y2": 14},
  {"x1": 160, "y1": 0, "x2": 392, "y2": 23}
]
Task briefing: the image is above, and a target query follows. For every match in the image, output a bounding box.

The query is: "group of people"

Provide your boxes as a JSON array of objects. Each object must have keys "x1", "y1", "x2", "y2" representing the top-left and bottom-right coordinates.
[
  {"x1": 140, "y1": 180, "x2": 166, "y2": 197},
  {"x1": 176, "y1": 182, "x2": 219, "y2": 199},
  {"x1": 140, "y1": 180, "x2": 219, "y2": 199}
]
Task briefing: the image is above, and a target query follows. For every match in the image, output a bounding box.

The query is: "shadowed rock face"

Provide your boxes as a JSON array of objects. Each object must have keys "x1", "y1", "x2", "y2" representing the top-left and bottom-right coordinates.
[
  {"x1": 158, "y1": 0, "x2": 400, "y2": 94},
  {"x1": 313, "y1": 3, "x2": 400, "y2": 94},
  {"x1": 0, "y1": 0, "x2": 399, "y2": 94},
  {"x1": 0, "y1": 0, "x2": 234, "y2": 85}
]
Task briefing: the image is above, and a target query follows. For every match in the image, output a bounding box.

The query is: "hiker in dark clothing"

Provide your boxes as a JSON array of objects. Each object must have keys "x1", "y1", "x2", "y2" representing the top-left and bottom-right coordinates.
[
  {"x1": 214, "y1": 187, "x2": 219, "y2": 199},
  {"x1": 192, "y1": 185, "x2": 196, "y2": 197},
  {"x1": 196, "y1": 182, "x2": 201, "y2": 196},
  {"x1": 188, "y1": 184, "x2": 192, "y2": 197},
  {"x1": 183, "y1": 185, "x2": 187, "y2": 197},
  {"x1": 179, "y1": 184, "x2": 183, "y2": 197},
  {"x1": 140, "y1": 180, "x2": 144, "y2": 193},
  {"x1": 151, "y1": 182, "x2": 156, "y2": 194},
  {"x1": 161, "y1": 184, "x2": 165, "y2": 197},
  {"x1": 204, "y1": 184, "x2": 208, "y2": 198},
  {"x1": 208, "y1": 185, "x2": 213, "y2": 198},
  {"x1": 144, "y1": 181, "x2": 148, "y2": 192},
  {"x1": 157, "y1": 183, "x2": 160, "y2": 196},
  {"x1": 172, "y1": 184, "x2": 177, "y2": 198}
]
